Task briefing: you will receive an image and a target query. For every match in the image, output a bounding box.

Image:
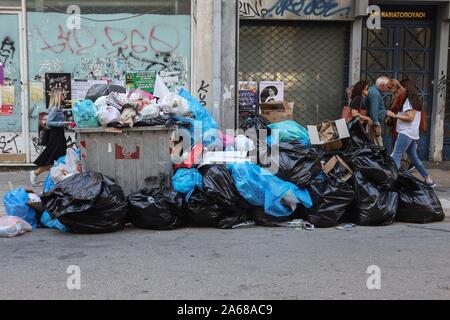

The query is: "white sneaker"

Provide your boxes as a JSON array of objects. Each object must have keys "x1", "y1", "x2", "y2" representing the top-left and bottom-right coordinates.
[{"x1": 30, "y1": 170, "x2": 38, "y2": 187}]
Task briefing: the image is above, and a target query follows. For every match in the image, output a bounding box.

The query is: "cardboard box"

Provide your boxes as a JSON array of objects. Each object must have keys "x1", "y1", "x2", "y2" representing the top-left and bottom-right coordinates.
[
  {"x1": 260, "y1": 101, "x2": 294, "y2": 123},
  {"x1": 307, "y1": 119, "x2": 350, "y2": 151},
  {"x1": 323, "y1": 155, "x2": 353, "y2": 182}
]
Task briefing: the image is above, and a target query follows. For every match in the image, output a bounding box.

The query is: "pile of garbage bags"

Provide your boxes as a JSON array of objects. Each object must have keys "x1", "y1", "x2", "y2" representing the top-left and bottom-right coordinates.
[{"x1": 1, "y1": 91, "x2": 446, "y2": 236}]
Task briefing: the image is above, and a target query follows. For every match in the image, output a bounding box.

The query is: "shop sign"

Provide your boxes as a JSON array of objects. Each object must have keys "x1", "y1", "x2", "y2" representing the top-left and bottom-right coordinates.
[
  {"x1": 239, "y1": 0, "x2": 355, "y2": 21},
  {"x1": 379, "y1": 10, "x2": 429, "y2": 20}
]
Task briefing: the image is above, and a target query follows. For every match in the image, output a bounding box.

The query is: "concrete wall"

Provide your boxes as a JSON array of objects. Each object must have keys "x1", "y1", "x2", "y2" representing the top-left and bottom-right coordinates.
[{"x1": 193, "y1": 0, "x2": 237, "y2": 132}]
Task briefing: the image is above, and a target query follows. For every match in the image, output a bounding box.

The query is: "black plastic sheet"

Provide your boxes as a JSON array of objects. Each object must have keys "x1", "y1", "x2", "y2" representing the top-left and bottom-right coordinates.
[
  {"x1": 41, "y1": 172, "x2": 128, "y2": 234},
  {"x1": 85, "y1": 84, "x2": 126, "y2": 102},
  {"x1": 396, "y1": 171, "x2": 445, "y2": 223},
  {"x1": 128, "y1": 188, "x2": 186, "y2": 230}
]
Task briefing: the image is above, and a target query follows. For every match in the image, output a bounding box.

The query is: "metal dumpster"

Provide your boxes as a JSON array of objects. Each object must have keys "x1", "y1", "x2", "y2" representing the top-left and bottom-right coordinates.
[{"x1": 77, "y1": 126, "x2": 176, "y2": 196}]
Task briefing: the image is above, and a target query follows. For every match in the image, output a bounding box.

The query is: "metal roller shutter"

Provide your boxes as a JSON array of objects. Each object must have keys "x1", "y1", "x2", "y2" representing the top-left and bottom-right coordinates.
[{"x1": 239, "y1": 20, "x2": 350, "y2": 125}]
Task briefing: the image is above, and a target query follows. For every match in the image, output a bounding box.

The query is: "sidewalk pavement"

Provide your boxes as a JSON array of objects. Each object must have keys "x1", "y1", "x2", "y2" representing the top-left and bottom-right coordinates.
[{"x1": 1, "y1": 165, "x2": 449, "y2": 217}]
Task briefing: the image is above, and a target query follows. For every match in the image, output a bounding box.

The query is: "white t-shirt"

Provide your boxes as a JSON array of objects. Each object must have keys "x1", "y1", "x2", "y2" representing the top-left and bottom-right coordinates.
[{"x1": 396, "y1": 98, "x2": 421, "y2": 140}]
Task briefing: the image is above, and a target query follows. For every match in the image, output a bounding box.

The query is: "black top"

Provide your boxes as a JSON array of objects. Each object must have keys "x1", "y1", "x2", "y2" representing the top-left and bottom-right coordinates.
[{"x1": 350, "y1": 95, "x2": 366, "y2": 111}]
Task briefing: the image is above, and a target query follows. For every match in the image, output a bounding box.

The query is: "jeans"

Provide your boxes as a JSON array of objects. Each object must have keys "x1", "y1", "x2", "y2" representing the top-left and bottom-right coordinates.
[{"x1": 391, "y1": 133, "x2": 429, "y2": 178}]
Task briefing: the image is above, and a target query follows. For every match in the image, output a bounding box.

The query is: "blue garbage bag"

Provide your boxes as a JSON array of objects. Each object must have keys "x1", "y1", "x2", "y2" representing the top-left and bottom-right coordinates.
[
  {"x1": 172, "y1": 168, "x2": 203, "y2": 201},
  {"x1": 72, "y1": 99, "x2": 100, "y2": 128},
  {"x1": 176, "y1": 89, "x2": 220, "y2": 147},
  {"x1": 3, "y1": 188, "x2": 38, "y2": 228},
  {"x1": 228, "y1": 162, "x2": 312, "y2": 217},
  {"x1": 268, "y1": 120, "x2": 310, "y2": 145},
  {"x1": 40, "y1": 211, "x2": 69, "y2": 232}
]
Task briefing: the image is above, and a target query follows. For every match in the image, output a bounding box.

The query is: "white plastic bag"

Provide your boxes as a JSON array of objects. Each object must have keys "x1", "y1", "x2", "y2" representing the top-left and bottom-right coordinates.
[
  {"x1": 50, "y1": 148, "x2": 81, "y2": 183},
  {"x1": 94, "y1": 96, "x2": 108, "y2": 109},
  {"x1": 96, "y1": 105, "x2": 121, "y2": 126},
  {"x1": 159, "y1": 93, "x2": 190, "y2": 116},
  {"x1": 235, "y1": 135, "x2": 256, "y2": 152},
  {"x1": 140, "y1": 104, "x2": 160, "y2": 119},
  {"x1": 0, "y1": 216, "x2": 32, "y2": 237}
]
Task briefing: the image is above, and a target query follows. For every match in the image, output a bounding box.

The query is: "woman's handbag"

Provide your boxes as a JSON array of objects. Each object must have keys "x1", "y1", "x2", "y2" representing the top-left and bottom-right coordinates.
[
  {"x1": 39, "y1": 128, "x2": 50, "y2": 146},
  {"x1": 341, "y1": 105, "x2": 352, "y2": 122}
]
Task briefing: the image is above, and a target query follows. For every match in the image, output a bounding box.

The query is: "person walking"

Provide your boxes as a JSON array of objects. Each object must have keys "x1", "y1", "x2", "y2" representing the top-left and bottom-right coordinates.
[
  {"x1": 367, "y1": 76, "x2": 390, "y2": 146},
  {"x1": 387, "y1": 79, "x2": 435, "y2": 188},
  {"x1": 350, "y1": 80, "x2": 372, "y2": 126},
  {"x1": 30, "y1": 86, "x2": 69, "y2": 186}
]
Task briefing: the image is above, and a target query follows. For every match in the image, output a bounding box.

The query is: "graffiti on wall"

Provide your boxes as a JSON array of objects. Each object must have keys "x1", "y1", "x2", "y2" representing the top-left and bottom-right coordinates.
[
  {"x1": 0, "y1": 133, "x2": 20, "y2": 154},
  {"x1": 197, "y1": 80, "x2": 210, "y2": 106},
  {"x1": 0, "y1": 37, "x2": 16, "y2": 66},
  {"x1": 29, "y1": 12, "x2": 191, "y2": 90},
  {"x1": 239, "y1": 0, "x2": 354, "y2": 19}
]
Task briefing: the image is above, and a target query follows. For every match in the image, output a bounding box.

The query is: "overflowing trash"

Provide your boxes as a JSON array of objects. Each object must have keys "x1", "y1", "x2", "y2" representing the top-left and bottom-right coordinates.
[{"x1": 2, "y1": 83, "x2": 446, "y2": 238}]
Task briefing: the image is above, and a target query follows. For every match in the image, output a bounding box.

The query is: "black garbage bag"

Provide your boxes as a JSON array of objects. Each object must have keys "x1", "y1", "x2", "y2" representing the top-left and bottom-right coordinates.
[
  {"x1": 240, "y1": 113, "x2": 271, "y2": 132},
  {"x1": 134, "y1": 115, "x2": 172, "y2": 127},
  {"x1": 199, "y1": 165, "x2": 252, "y2": 212},
  {"x1": 345, "y1": 117, "x2": 371, "y2": 150},
  {"x1": 341, "y1": 147, "x2": 398, "y2": 190},
  {"x1": 396, "y1": 171, "x2": 445, "y2": 223},
  {"x1": 301, "y1": 176, "x2": 355, "y2": 228},
  {"x1": 351, "y1": 171, "x2": 398, "y2": 226},
  {"x1": 128, "y1": 188, "x2": 185, "y2": 230},
  {"x1": 186, "y1": 191, "x2": 228, "y2": 228},
  {"x1": 85, "y1": 84, "x2": 126, "y2": 102},
  {"x1": 41, "y1": 172, "x2": 128, "y2": 234},
  {"x1": 186, "y1": 191, "x2": 251, "y2": 229},
  {"x1": 273, "y1": 142, "x2": 323, "y2": 188}
]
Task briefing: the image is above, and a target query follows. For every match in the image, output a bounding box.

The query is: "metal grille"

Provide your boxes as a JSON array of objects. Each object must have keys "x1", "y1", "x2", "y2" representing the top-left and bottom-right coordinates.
[
  {"x1": 239, "y1": 21, "x2": 349, "y2": 126},
  {"x1": 361, "y1": 25, "x2": 433, "y2": 109}
]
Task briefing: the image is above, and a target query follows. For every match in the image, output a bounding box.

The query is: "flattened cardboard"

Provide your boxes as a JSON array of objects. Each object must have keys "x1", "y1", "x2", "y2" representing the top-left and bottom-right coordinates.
[
  {"x1": 323, "y1": 155, "x2": 353, "y2": 182},
  {"x1": 308, "y1": 119, "x2": 350, "y2": 147}
]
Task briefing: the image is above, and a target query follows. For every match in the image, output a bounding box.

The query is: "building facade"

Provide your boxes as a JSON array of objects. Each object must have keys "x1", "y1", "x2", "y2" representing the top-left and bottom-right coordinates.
[
  {"x1": 1, "y1": 0, "x2": 450, "y2": 164},
  {"x1": 238, "y1": 0, "x2": 450, "y2": 161}
]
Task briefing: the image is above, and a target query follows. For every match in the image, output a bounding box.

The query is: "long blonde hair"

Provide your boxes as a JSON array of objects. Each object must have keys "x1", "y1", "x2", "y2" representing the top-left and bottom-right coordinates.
[{"x1": 48, "y1": 87, "x2": 65, "y2": 110}]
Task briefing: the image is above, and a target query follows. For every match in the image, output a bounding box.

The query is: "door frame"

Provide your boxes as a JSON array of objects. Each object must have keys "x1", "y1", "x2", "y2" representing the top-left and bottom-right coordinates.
[{"x1": 0, "y1": 4, "x2": 30, "y2": 164}]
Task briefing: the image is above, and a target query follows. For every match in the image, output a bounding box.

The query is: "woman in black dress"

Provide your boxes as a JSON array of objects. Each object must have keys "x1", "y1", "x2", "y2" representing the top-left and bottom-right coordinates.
[{"x1": 30, "y1": 87, "x2": 68, "y2": 186}]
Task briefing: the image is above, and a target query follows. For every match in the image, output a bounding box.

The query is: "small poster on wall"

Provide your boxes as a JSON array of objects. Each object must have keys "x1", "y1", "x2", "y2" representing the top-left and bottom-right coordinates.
[
  {"x1": 0, "y1": 85, "x2": 14, "y2": 115},
  {"x1": 45, "y1": 73, "x2": 71, "y2": 109},
  {"x1": 260, "y1": 81, "x2": 284, "y2": 104},
  {"x1": 126, "y1": 71, "x2": 157, "y2": 94},
  {"x1": 239, "y1": 81, "x2": 258, "y2": 113}
]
